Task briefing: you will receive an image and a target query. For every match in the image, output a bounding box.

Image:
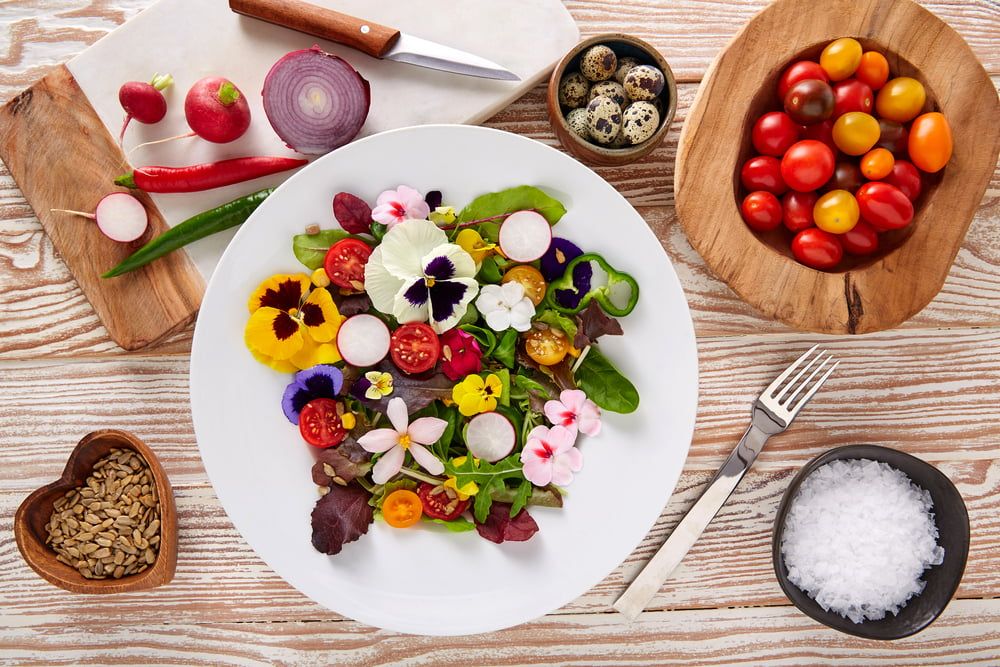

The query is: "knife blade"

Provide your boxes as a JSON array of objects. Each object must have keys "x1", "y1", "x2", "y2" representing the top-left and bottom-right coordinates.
[{"x1": 230, "y1": 0, "x2": 520, "y2": 81}]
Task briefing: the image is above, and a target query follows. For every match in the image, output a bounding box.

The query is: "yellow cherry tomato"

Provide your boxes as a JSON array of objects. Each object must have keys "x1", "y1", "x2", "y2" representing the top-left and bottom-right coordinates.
[
  {"x1": 383, "y1": 489, "x2": 423, "y2": 528},
  {"x1": 501, "y1": 265, "x2": 547, "y2": 306},
  {"x1": 832, "y1": 112, "x2": 880, "y2": 156},
  {"x1": 524, "y1": 327, "x2": 570, "y2": 366},
  {"x1": 875, "y1": 77, "x2": 926, "y2": 123},
  {"x1": 820, "y1": 38, "x2": 863, "y2": 81},
  {"x1": 908, "y1": 112, "x2": 953, "y2": 173},
  {"x1": 856, "y1": 51, "x2": 889, "y2": 90},
  {"x1": 859, "y1": 147, "x2": 895, "y2": 180},
  {"x1": 813, "y1": 190, "x2": 860, "y2": 234}
]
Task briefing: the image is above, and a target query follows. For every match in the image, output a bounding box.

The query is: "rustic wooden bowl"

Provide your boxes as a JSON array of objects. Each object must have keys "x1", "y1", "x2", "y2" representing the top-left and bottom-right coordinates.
[
  {"x1": 14, "y1": 429, "x2": 177, "y2": 594},
  {"x1": 547, "y1": 33, "x2": 677, "y2": 166},
  {"x1": 675, "y1": 0, "x2": 1000, "y2": 334}
]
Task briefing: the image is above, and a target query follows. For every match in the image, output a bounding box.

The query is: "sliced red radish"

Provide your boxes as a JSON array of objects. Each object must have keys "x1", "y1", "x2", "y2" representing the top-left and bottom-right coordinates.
[
  {"x1": 465, "y1": 412, "x2": 516, "y2": 462},
  {"x1": 50, "y1": 193, "x2": 149, "y2": 243},
  {"x1": 336, "y1": 314, "x2": 390, "y2": 367},
  {"x1": 498, "y1": 210, "x2": 552, "y2": 262}
]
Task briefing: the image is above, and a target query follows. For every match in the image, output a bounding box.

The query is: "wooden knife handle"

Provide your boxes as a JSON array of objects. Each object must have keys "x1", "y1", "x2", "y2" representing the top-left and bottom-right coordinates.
[{"x1": 230, "y1": 0, "x2": 400, "y2": 58}]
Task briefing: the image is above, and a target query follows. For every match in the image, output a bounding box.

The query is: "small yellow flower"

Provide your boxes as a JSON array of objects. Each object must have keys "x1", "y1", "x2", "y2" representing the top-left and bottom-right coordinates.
[
  {"x1": 364, "y1": 371, "x2": 394, "y2": 400},
  {"x1": 443, "y1": 476, "x2": 479, "y2": 500},
  {"x1": 451, "y1": 373, "x2": 503, "y2": 416},
  {"x1": 455, "y1": 229, "x2": 498, "y2": 264},
  {"x1": 429, "y1": 205, "x2": 457, "y2": 224}
]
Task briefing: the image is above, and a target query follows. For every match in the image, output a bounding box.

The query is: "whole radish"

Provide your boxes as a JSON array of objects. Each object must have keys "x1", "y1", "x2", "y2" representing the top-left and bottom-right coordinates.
[
  {"x1": 184, "y1": 76, "x2": 251, "y2": 143},
  {"x1": 118, "y1": 73, "x2": 172, "y2": 144}
]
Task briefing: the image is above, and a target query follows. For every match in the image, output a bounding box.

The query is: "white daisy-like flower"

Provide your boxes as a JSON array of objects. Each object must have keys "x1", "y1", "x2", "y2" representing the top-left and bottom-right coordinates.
[{"x1": 476, "y1": 282, "x2": 535, "y2": 332}]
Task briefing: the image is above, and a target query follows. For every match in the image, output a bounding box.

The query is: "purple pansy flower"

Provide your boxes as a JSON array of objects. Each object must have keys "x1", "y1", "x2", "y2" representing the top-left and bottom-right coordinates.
[{"x1": 281, "y1": 365, "x2": 344, "y2": 424}]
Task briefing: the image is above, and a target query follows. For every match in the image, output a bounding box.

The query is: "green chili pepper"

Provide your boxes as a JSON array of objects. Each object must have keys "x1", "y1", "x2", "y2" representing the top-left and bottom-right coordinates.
[
  {"x1": 101, "y1": 188, "x2": 273, "y2": 278},
  {"x1": 547, "y1": 253, "x2": 639, "y2": 317}
]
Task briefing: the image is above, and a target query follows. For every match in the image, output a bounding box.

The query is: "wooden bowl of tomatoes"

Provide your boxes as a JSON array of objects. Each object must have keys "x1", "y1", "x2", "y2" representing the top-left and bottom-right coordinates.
[{"x1": 675, "y1": 0, "x2": 1000, "y2": 334}]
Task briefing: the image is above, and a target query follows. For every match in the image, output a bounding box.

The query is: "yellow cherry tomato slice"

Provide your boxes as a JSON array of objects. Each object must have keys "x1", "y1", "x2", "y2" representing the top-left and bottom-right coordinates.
[
  {"x1": 524, "y1": 327, "x2": 570, "y2": 366},
  {"x1": 875, "y1": 77, "x2": 926, "y2": 123},
  {"x1": 502, "y1": 265, "x2": 547, "y2": 306},
  {"x1": 860, "y1": 148, "x2": 895, "y2": 180},
  {"x1": 383, "y1": 489, "x2": 423, "y2": 528},
  {"x1": 813, "y1": 190, "x2": 860, "y2": 234},
  {"x1": 908, "y1": 112, "x2": 953, "y2": 173},
  {"x1": 820, "y1": 38, "x2": 862, "y2": 81},
  {"x1": 832, "y1": 112, "x2": 880, "y2": 156}
]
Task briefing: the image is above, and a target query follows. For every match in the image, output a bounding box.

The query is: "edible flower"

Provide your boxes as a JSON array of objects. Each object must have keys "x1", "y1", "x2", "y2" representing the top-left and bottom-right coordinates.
[
  {"x1": 475, "y1": 282, "x2": 535, "y2": 332},
  {"x1": 443, "y1": 475, "x2": 478, "y2": 500},
  {"x1": 429, "y1": 206, "x2": 457, "y2": 225},
  {"x1": 439, "y1": 328, "x2": 483, "y2": 381},
  {"x1": 452, "y1": 373, "x2": 503, "y2": 417},
  {"x1": 363, "y1": 371, "x2": 394, "y2": 400},
  {"x1": 520, "y1": 425, "x2": 583, "y2": 487},
  {"x1": 358, "y1": 397, "x2": 447, "y2": 484},
  {"x1": 364, "y1": 219, "x2": 479, "y2": 333},
  {"x1": 544, "y1": 389, "x2": 601, "y2": 437},
  {"x1": 455, "y1": 228, "x2": 498, "y2": 264},
  {"x1": 371, "y1": 185, "x2": 430, "y2": 229},
  {"x1": 281, "y1": 365, "x2": 344, "y2": 425}
]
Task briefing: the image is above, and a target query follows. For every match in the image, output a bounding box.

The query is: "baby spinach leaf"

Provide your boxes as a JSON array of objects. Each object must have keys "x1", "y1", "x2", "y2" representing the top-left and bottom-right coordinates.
[
  {"x1": 493, "y1": 329, "x2": 519, "y2": 369},
  {"x1": 460, "y1": 324, "x2": 497, "y2": 356},
  {"x1": 477, "y1": 255, "x2": 503, "y2": 284},
  {"x1": 512, "y1": 372, "x2": 553, "y2": 400},
  {"x1": 424, "y1": 517, "x2": 476, "y2": 532},
  {"x1": 574, "y1": 346, "x2": 639, "y2": 413},
  {"x1": 433, "y1": 405, "x2": 460, "y2": 461},
  {"x1": 457, "y1": 185, "x2": 567, "y2": 226},
  {"x1": 292, "y1": 229, "x2": 351, "y2": 269},
  {"x1": 494, "y1": 368, "x2": 511, "y2": 406}
]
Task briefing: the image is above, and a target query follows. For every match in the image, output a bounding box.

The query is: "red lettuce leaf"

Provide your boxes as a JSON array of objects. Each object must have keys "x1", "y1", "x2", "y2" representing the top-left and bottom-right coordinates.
[
  {"x1": 311, "y1": 483, "x2": 374, "y2": 555},
  {"x1": 333, "y1": 192, "x2": 373, "y2": 234},
  {"x1": 574, "y1": 300, "x2": 623, "y2": 349},
  {"x1": 311, "y1": 439, "x2": 372, "y2": 486},
  {"x1": 474, "y1": 502, "x2": 539, "y2": 544}
]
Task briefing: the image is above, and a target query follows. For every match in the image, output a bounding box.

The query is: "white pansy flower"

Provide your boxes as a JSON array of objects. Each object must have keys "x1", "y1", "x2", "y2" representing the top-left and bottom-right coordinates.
[{"x1": 476, "y1": 282, "x2": 535, "y2": 332}]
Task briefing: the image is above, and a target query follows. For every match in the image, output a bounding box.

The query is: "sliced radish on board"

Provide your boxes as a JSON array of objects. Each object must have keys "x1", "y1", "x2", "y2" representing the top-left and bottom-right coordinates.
[
  {"x1": 337, "y1": 314, "x2": 390, "y2": 367},
  {"x1": 498, "y1": 210, "x2": 552, "y2": 262},
  {"x1": 465, "y1": 412, "x2": 516, "y2": 462},
  {"x1": 50, "y1": 192, "x2": 149, "y2": 243}
]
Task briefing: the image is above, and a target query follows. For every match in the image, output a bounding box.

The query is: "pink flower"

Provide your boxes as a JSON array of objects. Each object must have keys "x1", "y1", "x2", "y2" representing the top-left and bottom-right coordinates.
[
  {"x1": 544, "y1": 389, "x2": 601, "y2": 437},
  {"x1": 358, "y1": 397, "x2": 446, "y2": 484},
  {"x1": 439, "y1": 328, "x2": 483, "y2": 381},
  {"x1": 520, "y1": 425, "x2": 583, "y2": 487},
  {"x1": 371, "y1": 185, "x2": 430, "y2": 229}
]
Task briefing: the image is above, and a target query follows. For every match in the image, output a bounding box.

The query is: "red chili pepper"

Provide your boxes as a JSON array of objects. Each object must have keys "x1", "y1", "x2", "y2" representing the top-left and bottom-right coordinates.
[{"x1": 115, "y1": 156, "x2": 308, "y2": 193}]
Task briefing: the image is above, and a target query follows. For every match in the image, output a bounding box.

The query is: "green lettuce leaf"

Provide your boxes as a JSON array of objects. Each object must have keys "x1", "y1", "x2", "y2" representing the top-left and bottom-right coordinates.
[
  {"x1": 457, "y1": 186, "x2": 567, "y2": 225},
  {"x1": 424, "y1": 517, "x2": 476, "y2": 532},
  {"x1": 292, "y1": 230, "x2": 351, "y2": 269}
]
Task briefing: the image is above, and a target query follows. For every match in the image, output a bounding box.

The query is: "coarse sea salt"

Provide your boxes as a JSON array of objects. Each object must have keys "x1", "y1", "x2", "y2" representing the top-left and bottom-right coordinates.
[{"x1": 780, "y1": 458, "x2": 945, "y2": 624}]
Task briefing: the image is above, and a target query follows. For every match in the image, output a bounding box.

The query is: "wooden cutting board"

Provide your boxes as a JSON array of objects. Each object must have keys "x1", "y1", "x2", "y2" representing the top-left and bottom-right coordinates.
[{"x1": 0, "y1": 0, "x2": 578, "y2": 351}]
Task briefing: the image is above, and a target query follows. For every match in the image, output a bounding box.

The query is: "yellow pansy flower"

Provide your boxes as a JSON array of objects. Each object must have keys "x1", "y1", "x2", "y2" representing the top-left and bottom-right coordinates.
[
  {"x1": 443, "y1": 476, "x2": 478, "y2": 500},
  {"x1": 363, "y1": 371, "x2": 394, "y2": 400},
  {"x1": 248, "y1": 273, "x2": 310, "y2": 314},
  {"x1": 455, "y1": 229, "x2": 499, "y2": 264},
  {"x1": 429, "y1": 206, "x2": 457, "y2": 225},
  {"x1": 451, "y1": 373, "x2": 502, "y2": 416}
]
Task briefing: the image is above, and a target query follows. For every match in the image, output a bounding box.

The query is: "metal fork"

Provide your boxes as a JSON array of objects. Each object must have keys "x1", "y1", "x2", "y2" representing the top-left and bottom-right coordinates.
[{"x1": 613, "y1": 345, "x2": 839, "y2": 621}]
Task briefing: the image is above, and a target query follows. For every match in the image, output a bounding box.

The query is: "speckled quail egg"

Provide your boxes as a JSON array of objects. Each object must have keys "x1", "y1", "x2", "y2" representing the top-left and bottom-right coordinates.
[
  {"x1": 608, "y1": 127, "x2": 630, "y2": 148},
  {"x1": 558, "y1": 72, "x2": 590, "y2": 109},
  {"x1": 621, "y1": 101, "x2": 660, "y2": 145},
  {"x1": 586, "y1": 95, "x2": 622, "y2": 145},
  {"x1": 614, "y1": 56, "x2": 641, "y2": 84},
  {"x1": 589, "y1": 80, "x2": 628, "y2": 109},
  {"x1": 565, "y1": 107, "x2": 591, "y2": 140},
  {"x1": 623, "y1": 65, "x2": 666, "y2": 101},
  {"x1": 579, "y1": 45, "x2": 617, "y2": 82}
]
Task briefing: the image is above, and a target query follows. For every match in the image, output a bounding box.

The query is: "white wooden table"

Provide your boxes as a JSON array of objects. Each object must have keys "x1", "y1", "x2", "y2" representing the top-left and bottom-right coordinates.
[{"x1": 1, "y1": 1, "x2": 999, "y2": 664}]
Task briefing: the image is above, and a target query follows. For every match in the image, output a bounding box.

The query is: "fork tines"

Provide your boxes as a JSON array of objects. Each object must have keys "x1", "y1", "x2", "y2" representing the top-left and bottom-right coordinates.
[{"x1": 764, "y1": 344, "x2": 840, "y2": 417}]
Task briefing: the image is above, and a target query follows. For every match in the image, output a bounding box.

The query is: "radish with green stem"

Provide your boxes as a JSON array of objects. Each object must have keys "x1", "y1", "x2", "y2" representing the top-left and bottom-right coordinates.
[
  {"x1": 51, "y1": 193, "x2": 149, "y2": 243},
  {"x1": 118, "y1": 73, "x2": 172, "y2": 144}
]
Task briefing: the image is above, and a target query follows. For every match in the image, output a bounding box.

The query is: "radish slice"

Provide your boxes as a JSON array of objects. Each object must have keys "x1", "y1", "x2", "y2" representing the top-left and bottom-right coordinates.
[
  {"x1": 336, "y1": 314, "x2": 390, "y2": 367},
  {"x1": 465, "y1": 412, "x2": 516, "y2": 462},
  {"x1": 498, "y1": 210, "x2": 552, "y2": 262},
  {"x1": 95, "y1": 193, "x2": 148, "y2": 242}
]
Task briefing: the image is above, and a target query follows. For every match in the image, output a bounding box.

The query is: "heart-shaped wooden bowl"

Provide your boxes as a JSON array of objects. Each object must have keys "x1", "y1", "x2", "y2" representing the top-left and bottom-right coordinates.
[
  {"x1": 14, "y1": 429, "x2": 177, "y2": 594},
  {"x1": 675, "y1": 0, "x2": 1000, "y2": 334}
]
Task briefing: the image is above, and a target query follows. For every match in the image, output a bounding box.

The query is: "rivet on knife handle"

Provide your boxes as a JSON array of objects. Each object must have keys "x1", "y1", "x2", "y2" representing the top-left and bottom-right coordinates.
[{"x1": 230, "y1": 0, "x2": 401, "y2": 58}]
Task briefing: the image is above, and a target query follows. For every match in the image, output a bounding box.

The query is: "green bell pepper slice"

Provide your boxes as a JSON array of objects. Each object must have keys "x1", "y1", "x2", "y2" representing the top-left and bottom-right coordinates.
[{"x1": 547, "y1": 253, "x2": 639, "y2": 317}]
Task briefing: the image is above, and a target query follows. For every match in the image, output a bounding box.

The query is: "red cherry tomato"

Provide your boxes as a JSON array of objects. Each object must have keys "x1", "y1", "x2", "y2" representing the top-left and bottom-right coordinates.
[
  {"x1": 801, "y1": 120, "x2": 837, "y2": 153},
  {"x1": 780, "y1": 140, "x2": 836, "y2": 192},
  {"x1": 792, "y1": 228, "x2": 843, "y2": 270},
  {"x1": 883, "y1": 160, "x2": 922, "y2": 201},
  {"x1": 856, "y1": 182, "x2": 914, "y2": 231},
  {"x1": 841, "y1": 220, "x2": 880, "y2": 256},
  {"x1": 417, "y1": 483, "x2": 470, "y2": 521},
  {"x1": 741, "y1": 156, "x2": 787, "y2": 195},
  {"x1": 740, "y1": 191, "x2": 783, "y2": 231},
  {"x1": 390, "y1": 323, "x2": 441, "y2": 374},
  {"x1": 778, "y1": 60, "x2": 830, "y2": 100},
  {"x1": 832, "y1": 79, "x2": 874, "y2": 117},
  {"x1": 752, "y1": 112, "x2": 801, "y2": 157},
  {"x1": 299, "y1": 398, "x2": 348, "y2": 448},
  {"x1": 782, "y1": 191, "x2": 818, "y2": 232},
  {"x1": 323, "y1": 238, "x2": 372, "y2": 290}
]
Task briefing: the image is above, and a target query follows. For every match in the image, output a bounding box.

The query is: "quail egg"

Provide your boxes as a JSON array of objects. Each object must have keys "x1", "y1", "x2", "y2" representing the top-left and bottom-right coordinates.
[
  {"x1": 589, "y1": 80, "x2": 628, "y2": 109},
  {"x1": 621, "y1": 101, "x2": 660, "y2": 145},
  {"x1": 579, "y1": 45, "x2": 617, "y2": 82},
  {"x1": 586, "y1": 95, "x2": 622, "y2": 145},
  {"x1": 623, "y1": 65, "x2": 666, "y2": 101},
  {"x1": 565, "y1": 107, "x2": 591, "y2": 140},
  {"x1": 614, "y1": 56, "x2": 641, "y2": 84},
  {"x1": 558, "y1": 72, "x2": 590, "y2": 109},
  {"x1": 608, "y1": 127, "x2": 630, "y2": 148}
]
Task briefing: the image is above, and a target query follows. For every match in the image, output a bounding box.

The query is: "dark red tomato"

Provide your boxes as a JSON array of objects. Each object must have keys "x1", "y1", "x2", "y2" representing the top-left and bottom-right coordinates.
[
  {"x1": 792, "y1": 228, "x2": 843, "y2": 270},
  {"x1": 299, "y1": 398, "x2": 348, "y2": 448},
  {"x1": 741, "y1": 156, "x2": 787, "y2": 195},
  {"x1": 390, "y1": 323, "x2": 441, "y2": 374},
  {"x1": 782, "y1": 191, "x2": 818, "y2": 232},
  {"x1": 740, "y1": 191, "x2": 783, "y2": 231},
  {"x1": 856, "y1": 182, "x2": 914, "y2": 231},
  {"x1": 778, "y1": 61, "x2": 830, "y2": 100},
  {"x1": 752, "y1": 112, "x2": 801, "y2": 157},
  {"x1": 323, "y1": 238, "x2": 372, "y2": 290},
  {"x1": 824, "y1": 161, "x2": 865, "y2": 193},
  {"x1": 832, "y1": 79, "x2": 874, "y2": 117},
  {"x1": 876, "y1": 119, "x2": 909, "y2": 157},
  {"x1": 781, "y1": 140, "x2": 836, "y2": 192},
  {"x1": 801, "y1": 120, "x2": 837, "y2": 153},
  {"x1": 841, "y1": 220, "x2": 880, "y2": 255},
  {"x1": 883, "y1": 160, "x2": 923, "y2": 201},
  {"x1": 417, "y1": 483, "x2": 470, "y2": 521},
  {"x1": 784, "y1": 79, "x2": 835, "y2": 125}
]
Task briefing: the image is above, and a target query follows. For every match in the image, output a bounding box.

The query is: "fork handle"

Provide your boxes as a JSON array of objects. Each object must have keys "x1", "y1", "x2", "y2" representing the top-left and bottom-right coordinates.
[{"x1": 613, "y1": 425, "x2": 770, "y2": 620}]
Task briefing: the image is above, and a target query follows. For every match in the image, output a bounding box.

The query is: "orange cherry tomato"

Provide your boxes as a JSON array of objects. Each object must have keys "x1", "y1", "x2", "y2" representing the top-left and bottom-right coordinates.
[
  {"x1": 813, "y1": 190, "x2": 859, "y2": 234},
  {"x1": 860, "y1": 148, "x2": 895, "y2": 180},
  {"x1": 502, "y1": 265, "x2": 547, "y2": 306},
  {"x1": 832, "y1": 112, "x2": 880, "y2": 156},
  {"x1": 908, "y1": 112, "x2": 953, "y2": 173},
  {"x1": 383, "y1": 489, "x2": 423, "y2": 528},
  {"x1": 524, "y1": 327, "x2": 570, "y2": 366},
  {"x1": 820, "y1": 38, "x2": 863, "y2": 81},
  {"x1": 855, "y1": 51, "x2": 889, "y2": 90},
  {"x1": 875, "y1": 77, "x2": 926, "y2": 123}
]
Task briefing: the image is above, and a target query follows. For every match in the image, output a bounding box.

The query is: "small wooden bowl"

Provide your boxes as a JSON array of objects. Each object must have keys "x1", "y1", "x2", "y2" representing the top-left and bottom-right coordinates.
[
  {"x1": 14, "y1": 429, "x2": 177, "y2": 594},
  {"x1": 675, "y1": 0, "x2": 1000, "y2": 334},
  {"x1": 547, "y1": 34, "x2": 677, "y2": 166}
]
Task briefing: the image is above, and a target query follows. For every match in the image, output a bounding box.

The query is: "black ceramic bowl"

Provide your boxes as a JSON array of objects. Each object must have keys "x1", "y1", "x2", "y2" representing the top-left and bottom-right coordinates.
[{"x1": 772, "y1": 445, "x2": 970, "y2": 640}]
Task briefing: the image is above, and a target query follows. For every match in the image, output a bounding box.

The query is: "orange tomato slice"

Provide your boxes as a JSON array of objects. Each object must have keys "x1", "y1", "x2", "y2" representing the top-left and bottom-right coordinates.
[{"x1": 383, "y1": 489, "x2": 423, "y2": 528}]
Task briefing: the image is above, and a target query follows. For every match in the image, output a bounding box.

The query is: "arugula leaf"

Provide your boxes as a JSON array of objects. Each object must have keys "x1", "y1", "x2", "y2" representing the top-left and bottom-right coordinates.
[
  {"x1": 474, "y1": 480, "x2": 496, "y2": 523},
  {"x1": 510, "y1": 479, "x2": 532, "y2": 516},
  {"x1": 292, "y1": 230, "x2": 351, "y2": 269},
  {"x1": 457, "y1": 185, "x2": 567, "y2": 226},
  {"x1": 575, "y1": 345, "x2": 639, "y2": 413},
  {"x1": 535, "y1": 309, "x2": 578, "y2": 341},
  {"x1": 424, "y1": 517, "x2": 476, "y2": 532},
  {"x1": 460, "y1": 324, "x2": 497, "y2": 356},
  {"x1": 493, "y1": 329, "x2": 518, "y2": 369},
  {"x1": 445, "y1": 453, "x2": 525, "y2": 487}
]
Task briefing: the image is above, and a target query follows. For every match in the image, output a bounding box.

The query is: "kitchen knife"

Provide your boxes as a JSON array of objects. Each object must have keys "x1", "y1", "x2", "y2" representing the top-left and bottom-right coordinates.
[{"x1": 230, "y1": 0, "x2": 521, "y2": 81}]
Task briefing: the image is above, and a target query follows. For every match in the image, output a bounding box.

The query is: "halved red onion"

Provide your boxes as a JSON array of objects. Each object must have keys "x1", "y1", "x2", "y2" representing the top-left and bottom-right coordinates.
[{"x1": 263, "y1": 47, "x2": 370, "y2": 155}]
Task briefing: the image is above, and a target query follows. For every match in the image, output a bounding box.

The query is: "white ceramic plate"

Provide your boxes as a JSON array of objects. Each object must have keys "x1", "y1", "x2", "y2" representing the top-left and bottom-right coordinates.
[{"x1": 191, "y1": 125, "x2": 698, "y2": 635}]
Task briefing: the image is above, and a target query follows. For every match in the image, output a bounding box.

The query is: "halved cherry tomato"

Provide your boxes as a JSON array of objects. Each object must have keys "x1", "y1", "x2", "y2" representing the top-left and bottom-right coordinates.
[
  {"x1": 792, "y1": 228, "x2": 843, "y2": 270},
  {"x1": 883, "y1": 160, "x2": 922, "y2": 201},
  {"x1": 323, "y1": 238, "x2": 372, "y2": 290},
  {"x1": 876, "y1": 119, "x2": 909, "y2": 157},
  {"x1": 855, "y1": 51, "x2": 889, "y2": 90},
  {"x1": 502, "y1": 265, "x2": 547, "y2": 306},
  {"x1": 741, "y1": 156, "x2": 787, "y2": 195},
  {"x1": 841, "y1": 220, "x2": 880, "y2": 256},
  {"x1": 813, "y1": 190, "x2": 859, "y2": 234},
  {"x1": 832, "y1": 112, "x2": 880, "y2": 156},
  {"x1": 824, "y1": 161, "x2": 864, "y2": 193},
  {"x1": 417, "y1": 483, "x2": 470, "y2": 521},
  {"x1": 777, "y1": 60, "x2": 829, "y2": 100},
  {"x1": 524, "y1": 326, "x2": 571, "y2": 366},
  {"x1": 860, "y1": 148, "x2": 895, "y2": 180},
  {"x1": 752, "y1": 111, "x2": 801, "y2": 157},
  {"x1": 780, "y1": 140, "x2": 835, "y2": 192},
  {"x1": 390, "y1": 323, "x2": 440, "y2": 374},
  {"x1": 832, "y1": 79, "x2": 874, "y2": 118},
  {"x1": 820, "y1": 38, "x2": 862, "y2": 81},
  {"x1": 856, "y1": 182, "x2": 914, "y2": 231},
  {"x1": 784, "y1": 79, "x2": 835, "y2": 125},
  {"x1": 741, "y1": 191, "x2": 783, "y2": 231},
  {"x1": 299, "y1": 398, "x2": 348, "y2": 448},
  {"x1": 383, "y1": 489, "x2": 423, "y2": 528},
  {"x1": 875, "y1": 77, "x2": 926, "y2": 123},
  {"x1": 801, "y1": 120, "x2": 837, "y2": 153},
  {"x1": 908, "y1": 112, "x2": 953, "y2": 173},
  {"x1": 782, "y1": 191, "x2": 818, "y2": 232}
]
